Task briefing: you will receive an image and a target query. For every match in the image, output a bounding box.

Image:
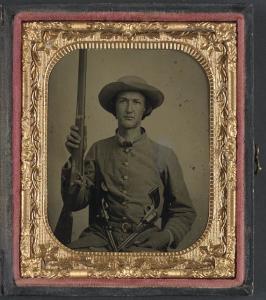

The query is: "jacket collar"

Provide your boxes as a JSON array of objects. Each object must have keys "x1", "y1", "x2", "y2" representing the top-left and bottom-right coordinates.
[{"x1": 116, "y1": 127, "x2": 147, "y2": 147}]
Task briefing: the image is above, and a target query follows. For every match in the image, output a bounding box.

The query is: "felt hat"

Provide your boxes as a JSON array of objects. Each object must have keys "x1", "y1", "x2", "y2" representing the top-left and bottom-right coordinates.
[{"x1": 98, "y1": 76, "x2": 164, "y2": 117}]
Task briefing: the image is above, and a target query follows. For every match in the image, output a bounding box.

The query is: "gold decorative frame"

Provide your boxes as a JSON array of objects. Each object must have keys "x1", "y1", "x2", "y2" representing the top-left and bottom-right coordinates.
[{"x1": 20, "y1": 20, "x2": 237, "y2": 279}]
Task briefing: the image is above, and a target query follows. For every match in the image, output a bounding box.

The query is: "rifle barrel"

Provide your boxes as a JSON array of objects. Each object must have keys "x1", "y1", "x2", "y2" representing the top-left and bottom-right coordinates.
[{"x1": 70, "y1": 49, "x2": 87, "y2": 184}]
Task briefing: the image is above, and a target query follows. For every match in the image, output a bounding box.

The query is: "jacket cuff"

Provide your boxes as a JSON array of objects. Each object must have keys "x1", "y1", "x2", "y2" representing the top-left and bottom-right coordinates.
[{"x1": 164, "y1": 229, "x2": 176, "y2": 249}]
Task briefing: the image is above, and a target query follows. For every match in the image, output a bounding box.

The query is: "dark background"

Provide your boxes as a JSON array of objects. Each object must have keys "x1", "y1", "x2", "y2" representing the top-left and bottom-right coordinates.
[{"x1": 0, "y1": 0, "x2": 265, "y2": 299}]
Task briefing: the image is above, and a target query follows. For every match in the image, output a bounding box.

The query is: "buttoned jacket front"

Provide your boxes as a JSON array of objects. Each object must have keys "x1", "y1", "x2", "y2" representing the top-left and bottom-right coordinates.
[{"x1": 62, "y1": 130, "x2": 196, "y2": 246}]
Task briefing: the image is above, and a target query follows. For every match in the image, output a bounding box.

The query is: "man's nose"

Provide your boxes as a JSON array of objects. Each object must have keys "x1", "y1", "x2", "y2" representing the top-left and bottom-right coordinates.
[{"x1": 126, "y1": 101, "x2": 134, "y2": 112}]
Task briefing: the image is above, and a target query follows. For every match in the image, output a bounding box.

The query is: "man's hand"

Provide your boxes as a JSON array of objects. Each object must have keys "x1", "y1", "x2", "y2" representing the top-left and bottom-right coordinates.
[
  {"x1": 70, "y1": 172, "x2": 84, "y2": 187},
  {"x1": 65, "y1": 125, "x2": 87, "y2": 155},
  {"x1": 134, "y1": 230, "x2": 170, "y2": 250}
]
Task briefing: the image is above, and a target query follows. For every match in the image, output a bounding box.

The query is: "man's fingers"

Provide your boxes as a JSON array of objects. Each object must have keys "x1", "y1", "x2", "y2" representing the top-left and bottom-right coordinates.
[
  {"x1": 69, "y1": 130, "x2": 81, "y2": 140},
  {"x1": 134, "y1": 235, "x2": 149, "y2": 245},
  {"x1": 65, "y1": 141, "x2": 79, "y2": 149},
  {"x1": 70, "y1": 125, "x2": 79, "y2": 132},
  {"x1": 67, "y1": 134, "x2": 80, "y2": 144},
  {"x1": 137, "y1": 240, "x2": 152, "y2": 248}
]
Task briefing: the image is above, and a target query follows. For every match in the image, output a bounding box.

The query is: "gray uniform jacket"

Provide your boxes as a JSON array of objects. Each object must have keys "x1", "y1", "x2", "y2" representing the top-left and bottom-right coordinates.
[{"x1": 61, "y1": 130, "x2": 196, "y2": 249}]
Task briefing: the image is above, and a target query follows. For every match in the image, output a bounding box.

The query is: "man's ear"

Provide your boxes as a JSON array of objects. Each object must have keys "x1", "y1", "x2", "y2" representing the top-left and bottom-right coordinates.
[
  {"x1": 112, "y1": 109, "x2": 117, "y2": 119},
  {"x1": 142, "y1": 105, "x2": 153, "y2": 119}
]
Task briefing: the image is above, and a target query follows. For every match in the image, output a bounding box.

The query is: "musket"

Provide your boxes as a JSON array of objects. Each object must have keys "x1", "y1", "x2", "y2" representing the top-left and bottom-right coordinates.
[
  {"x1": 70, "y1": 49, "x2": 87, "y2": 185},
  {"x1": 54, "y1": 49, "x2": 87, "y2": 244},
  {"x1": 117, "y1": 187, "x2": 160, "y2": 251}
]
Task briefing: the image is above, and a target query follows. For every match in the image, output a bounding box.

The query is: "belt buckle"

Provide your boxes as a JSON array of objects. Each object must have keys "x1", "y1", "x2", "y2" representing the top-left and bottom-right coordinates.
[{"x1": 121, "y1": 222, "x2": 131, "y2": 233}]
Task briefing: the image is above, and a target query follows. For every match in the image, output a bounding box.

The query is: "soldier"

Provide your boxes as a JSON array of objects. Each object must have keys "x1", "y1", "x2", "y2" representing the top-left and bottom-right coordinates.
[{"x1": 60, "y1": 75, "x2": 196, "y2": 252}]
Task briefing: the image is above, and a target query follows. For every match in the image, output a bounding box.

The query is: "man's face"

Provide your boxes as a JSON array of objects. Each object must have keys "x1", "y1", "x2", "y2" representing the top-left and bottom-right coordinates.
[{"x1": 115, "y1": 91, "x2": 146, "y2": 129}]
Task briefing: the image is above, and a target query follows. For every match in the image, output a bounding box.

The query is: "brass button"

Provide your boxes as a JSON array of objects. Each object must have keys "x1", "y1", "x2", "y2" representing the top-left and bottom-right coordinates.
[
  {"x1": 122, "y1": 216, "x2": 127, "y2": 221},
  {"x1": 122, "y1": 201, "x2": 127, "y2": 206},
  {"x1": 123, "y1": 161, "x2": 128, "y2": 166},
  {"x1": 124, "y1": 148, "x2": 130, "y2": 153},
  {"x1": 122, "y1": 175, "x2": 128, "y2": 180}
]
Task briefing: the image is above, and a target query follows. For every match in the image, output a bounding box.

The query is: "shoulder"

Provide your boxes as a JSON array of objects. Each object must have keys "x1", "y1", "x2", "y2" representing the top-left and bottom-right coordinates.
[
  {"x1": 147, "y1": 139, "x2": 184, "y2": 177},
  {"x1": 91, "y1": 136, "x2": 116, "y2": 148},
  {"x1": 146, "y1": 138, "x2": 180, "y2": 171},
  {"x1": 86, "y1": 136, "x2": 116, "y2": 157},
  {"x1": 147, "y1": 138, "x2": 177, "y2": 159}
]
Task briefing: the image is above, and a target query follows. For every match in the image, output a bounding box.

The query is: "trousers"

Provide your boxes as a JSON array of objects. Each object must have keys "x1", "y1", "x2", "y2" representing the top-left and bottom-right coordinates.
[{"x1": 67, "y1": 224, "x2": 161, "y2": 252}]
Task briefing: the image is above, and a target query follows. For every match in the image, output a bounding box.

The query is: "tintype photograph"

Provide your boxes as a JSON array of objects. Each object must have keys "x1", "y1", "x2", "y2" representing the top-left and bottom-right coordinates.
[
  {"x1": 11, "y1": 10, "x2": 248, "y2": 289},
  {"x1": 48, "y1": 48, "x2": 209, "y2": 253}
]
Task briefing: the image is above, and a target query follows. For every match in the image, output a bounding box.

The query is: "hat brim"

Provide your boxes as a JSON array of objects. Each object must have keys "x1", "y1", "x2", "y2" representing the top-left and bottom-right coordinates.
[{"x1": 98, "y1": 81, "x2": 164, "y2": 115}]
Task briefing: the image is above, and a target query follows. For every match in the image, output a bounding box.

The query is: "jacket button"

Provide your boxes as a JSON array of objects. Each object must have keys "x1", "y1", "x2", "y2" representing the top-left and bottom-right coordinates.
[
  {"x1": 124, "y1": 148, "x2": 132, "y2": 153},
  {"x1": 123, "y1": 161, "x2": 128, "y2": 166},
  {"x1": 122, "y1": 175, "x2": 128, "y2": 180}
]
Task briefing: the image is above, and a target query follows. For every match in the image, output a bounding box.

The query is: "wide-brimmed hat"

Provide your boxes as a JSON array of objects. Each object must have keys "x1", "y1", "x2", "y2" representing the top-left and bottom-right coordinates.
[{"x1": 98, "y1": 76, "x2": 164, "y2": 117}]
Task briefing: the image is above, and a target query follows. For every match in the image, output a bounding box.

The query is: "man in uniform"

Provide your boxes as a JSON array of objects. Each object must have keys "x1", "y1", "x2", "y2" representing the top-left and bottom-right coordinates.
[{"x1": 61, "y1": 76, "x2": 196, "y2": 252}]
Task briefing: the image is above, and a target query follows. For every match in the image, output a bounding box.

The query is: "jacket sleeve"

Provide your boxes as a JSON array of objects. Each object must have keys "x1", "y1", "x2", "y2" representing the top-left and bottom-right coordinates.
[
  {"x1": 162, "y1": 149, "x2": 197, "y2": 247},
  {"x1": 61, "y1": 144, "x2": 97, "y2": 212}
]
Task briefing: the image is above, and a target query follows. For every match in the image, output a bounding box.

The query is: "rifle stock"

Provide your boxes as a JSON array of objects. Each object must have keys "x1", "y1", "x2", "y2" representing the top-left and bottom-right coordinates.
[{"x1": 54, "y1": 205, "x2": 73, "y2": 245}]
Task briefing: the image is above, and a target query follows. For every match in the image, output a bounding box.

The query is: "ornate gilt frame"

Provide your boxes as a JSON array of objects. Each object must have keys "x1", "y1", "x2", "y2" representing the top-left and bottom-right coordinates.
[{"x1": 12, "y1": 12, "x2": 246, "y2": 288}]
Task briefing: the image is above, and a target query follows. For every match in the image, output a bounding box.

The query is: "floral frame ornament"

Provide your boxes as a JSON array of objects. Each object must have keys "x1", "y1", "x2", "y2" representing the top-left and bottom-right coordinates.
[{"x1": 10, "y1": 10, "x2": 249, "y2": 291}]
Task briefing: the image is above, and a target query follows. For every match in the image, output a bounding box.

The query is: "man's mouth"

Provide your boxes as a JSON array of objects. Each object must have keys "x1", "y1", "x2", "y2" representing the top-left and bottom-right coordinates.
[{"x1": 124, "y1": 116, "x2": 135, "y2": 120}]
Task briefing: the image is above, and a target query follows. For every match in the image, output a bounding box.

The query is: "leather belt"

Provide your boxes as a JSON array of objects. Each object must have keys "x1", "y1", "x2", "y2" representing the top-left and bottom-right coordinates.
[{"x1": 109, "y1": 221, "x2": 137, "y2": 233}]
